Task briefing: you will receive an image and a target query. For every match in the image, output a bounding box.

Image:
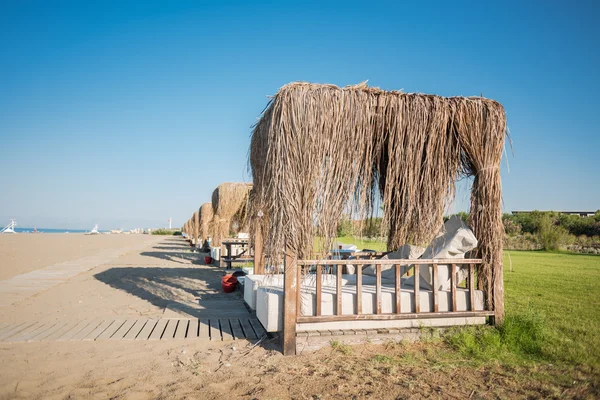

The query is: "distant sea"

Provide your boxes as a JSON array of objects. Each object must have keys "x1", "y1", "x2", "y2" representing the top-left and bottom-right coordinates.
[{"x1": 13, "y1": 228, "x2": 105, "y2": 234}]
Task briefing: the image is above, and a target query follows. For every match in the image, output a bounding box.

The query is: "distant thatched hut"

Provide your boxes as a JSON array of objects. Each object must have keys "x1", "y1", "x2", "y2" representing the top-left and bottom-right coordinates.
[
  {"x1": 199, "y1": 202, "x2": 214, "y2": 243},
  {"x1": 249, "y1": 82, "x2": 507, "y2": 352},
  {"x1": 210, "y1": 182, "x2": 253, "y2": 245}
]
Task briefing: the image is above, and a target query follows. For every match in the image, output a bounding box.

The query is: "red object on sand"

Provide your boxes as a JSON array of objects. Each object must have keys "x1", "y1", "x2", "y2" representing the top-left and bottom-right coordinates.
[
  {"x1": 221, "y1": 275, "x2": 238, "y2": 293},
  {"x1": 204, "y1": 256, "x2": 212, "y2": 264}
]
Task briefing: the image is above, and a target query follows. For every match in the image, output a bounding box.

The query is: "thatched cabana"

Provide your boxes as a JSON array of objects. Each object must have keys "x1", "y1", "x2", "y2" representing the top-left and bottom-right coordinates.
[
  {"x1": 199, "y1": 202, "x2": 214, "y2": 242},
  {"x1": 191, "y1": 210, "x2": 200, "y2": 244},
  {"x1": 249, "y1": 82, "x2": 506, "y2": 354},
  {"x1": 209, "y1": 182, "x2": 253, "y2": 245}
]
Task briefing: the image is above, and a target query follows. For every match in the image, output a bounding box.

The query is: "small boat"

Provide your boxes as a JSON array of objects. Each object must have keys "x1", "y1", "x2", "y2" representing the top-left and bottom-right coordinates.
[{"x1": 85, "y1": 224, "x2": 100, "y2": 235}]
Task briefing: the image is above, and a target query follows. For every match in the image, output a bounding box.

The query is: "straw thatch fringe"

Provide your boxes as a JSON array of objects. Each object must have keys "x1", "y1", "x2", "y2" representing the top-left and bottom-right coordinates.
[
  {"x1": 209, "y1": 182, "x2": 253, "y2": 245},
  {"x1": 249, "y1": 82, "x2": 506, "y2": 317}
]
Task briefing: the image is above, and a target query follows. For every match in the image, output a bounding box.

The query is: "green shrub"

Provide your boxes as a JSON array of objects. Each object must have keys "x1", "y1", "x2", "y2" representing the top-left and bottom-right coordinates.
[
  {"x1": 536, "y1": 215, "x2": 569, "y2": 250},
  {"x1": 502, "y1": 214, "x2": 522, "y2": 236}
]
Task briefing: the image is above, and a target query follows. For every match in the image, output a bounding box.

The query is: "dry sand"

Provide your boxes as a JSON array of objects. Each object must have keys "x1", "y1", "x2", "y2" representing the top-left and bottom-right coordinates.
[{"x1": 0, "y1": 235, "x2": 594, "y2": 399}]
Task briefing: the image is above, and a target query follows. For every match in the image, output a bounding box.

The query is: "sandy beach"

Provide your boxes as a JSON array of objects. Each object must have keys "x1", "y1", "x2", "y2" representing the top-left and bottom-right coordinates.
[{"x1": 0, "y1": 234, "x2": 589, "y2": 399}]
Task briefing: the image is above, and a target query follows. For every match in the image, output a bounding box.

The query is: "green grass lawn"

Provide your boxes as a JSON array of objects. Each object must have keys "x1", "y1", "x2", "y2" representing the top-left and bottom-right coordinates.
[
  {"x1": 335, "y1": 235, "x2": 387, "y2": 252},
  {"x1": 503, "y1": 251, "x2": 600, "y2": 368},
  {"x1": 332, "y1": 236, "x2": 600, "y2": 369}
]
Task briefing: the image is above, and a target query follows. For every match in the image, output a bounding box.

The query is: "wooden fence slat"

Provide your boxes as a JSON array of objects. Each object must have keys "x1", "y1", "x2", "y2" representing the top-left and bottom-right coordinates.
[
  {"x1": 336, "y1": 264, "x2": 342, "y2": 316},
  {"x1": 376, "y1": 264, "x2": 382, "y2": 314},
  {"x1": 186, "y1": 319, "x2": 199, "y2": 339},
  {"x1": 162, "y1": 319, "x2": 178, "y2": 340},
  {"x1": 469, "y1": 264, "x2": 475, "y2": 311},
  {"x1": 296, "y1": 265, "x2": 302, "y2": 317},
  {"x1": 356, "y1": 265, "x2": 362, "y2": 315},
  {"x1": 432, "y1": 263, "x2": 439, "y2": 313},
  {"x1": 297, "y1": 258, "x2": 482, "y2": 266},
  {"x1": 316, "y1": 265, "x2": 322, "y2": 317},
  {"x1": 451, "y1": 264, "x2": 457, "y2": 312},
  {"x1": 297, "y1": 311, "x2": 494, "y2": 323},
  {"x1": 414, "y1": 265, "x2": 420, "y2": 313},
  {"x1": 395, "y1": 264, "x2": 401, "y2": 314}
]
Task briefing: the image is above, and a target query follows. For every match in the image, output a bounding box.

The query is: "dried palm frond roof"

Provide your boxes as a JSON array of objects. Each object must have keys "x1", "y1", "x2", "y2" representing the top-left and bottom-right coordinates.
[
  {"x1": 199, "y1": 202, "x2": 213, "y2": 240},
  {"x1": 210, "y1": 182, "x2": 253, "y2": 245},
  {"x1": 249, "y1": 81, "x2": 506, "y2": 313}
]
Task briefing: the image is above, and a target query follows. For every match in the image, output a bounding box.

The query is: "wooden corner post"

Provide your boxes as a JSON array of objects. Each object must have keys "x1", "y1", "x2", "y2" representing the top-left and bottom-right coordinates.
[
  {"x1": 282, "y1": 244, "x2": 297, "y2": 355},
  {"x1": 254, "y1": 224, "x2": 265, "y2": 275}
]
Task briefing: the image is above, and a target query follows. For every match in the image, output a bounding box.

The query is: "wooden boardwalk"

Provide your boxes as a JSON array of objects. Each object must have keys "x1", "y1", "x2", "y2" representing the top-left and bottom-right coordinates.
[{"x1": 0, "y1": 318, "x2": 266, "y2": 343}]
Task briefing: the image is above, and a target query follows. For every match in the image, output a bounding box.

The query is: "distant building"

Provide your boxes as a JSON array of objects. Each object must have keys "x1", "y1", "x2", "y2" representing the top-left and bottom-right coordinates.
[{"x1": 512, "y1": 211, "x2": 596, "y2": 217}]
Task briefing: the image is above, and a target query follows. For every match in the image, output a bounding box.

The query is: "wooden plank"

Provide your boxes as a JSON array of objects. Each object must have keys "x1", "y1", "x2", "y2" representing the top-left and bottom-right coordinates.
[
  {"x1": 12, "y1": 323, "x2": 56, "y2": 342},
  {"x1": 44, "y1": 321, "x2": 81, "y2": 341},
  {"x1": 186, "y1": 319, "x2": 199, "y2": 339},
  {"x1": 297, "y1": 258, "x2": 482, "y2": 266},
  {"x1": 174, "y1": 319, "x2": 189, "y2": 339},
  {"x1": 0, "y1": 322, "x2": 35, "y2": 341},
  {"x1": 148, "y1": 319, "x2": 169, "y2": 340},
  {"x1": 229, "y1": 319, "x2": 245, "y2": 340},
  {"x1": 123, "y1": 319, "x2": 148, "y2": 340},
  {"x1": 30, "y1": 322, "x2": 66, "y2": 341},
  {"x1": 296, "y1": 264, "x2": 302, "y2": 317},
  {"x1": 395, "y1": 264, "x2": 401, "y2": 314},
  {"x1": 219, "y1": 319, "x2": 233, "y2": 341},
  {"x1": 136, "y1": 320, "x2": 158, "y2": 341},
  {"x1": 69, "y1": 321, "x2": 104, "y2": 341},
  {"x1": 376, "y1": 264, "x2": 382, "y2": 314},
  {"x1": 209, "y1": 319, "x2": 221, "y2": 341},
  {"x1": 316, "y1": 265, "x2": 322, "y2": 317},
  {"x1": 240, "y1": 319, "x2": 257, "y2": 339},
  {"x1": 5, "y1": 322, "x2": 42, "y2": 341},
  {"x1": 110, "y1": 320, "x2": 136, "y2": 340},
  {"x1": 249, "y1": 318, "x2": 266, "y2": 337},
  {"x1": 198, "y1": 319, "x2": 210, "y2": 339},
  {"x1": 469, "y1": 264, "x2": 475, "y2": 311},
  {"x1": 451, "y1": 264, "x2": 457, "y2": 312},
  {"x1": 336, "y1": 263, "x2": 342, "y2": 316},
  {"x1": 432, "y1": 263, "x2": 439, "y2": 313},
  {"x1": 297, "y1": 311, "x2": 494, "y2": 323},
  {"x1": 414, "y1": 265, "x2": 420, "y2": 313},
  {"x1": 0, "y1": 323, "x2": 10, "y2": 334},
  {"x1": 282, "y1": 247, "x2": 297, "y2": 355},
  {"x1": 96, "y1": 320, "x2": 126, "y2": 340},
  {"x1": 161, "y1": 319, "x2": 178, "y2": 340},
  {"x1": 356, "y1": 265, "x2": 362, "y2": 315}
]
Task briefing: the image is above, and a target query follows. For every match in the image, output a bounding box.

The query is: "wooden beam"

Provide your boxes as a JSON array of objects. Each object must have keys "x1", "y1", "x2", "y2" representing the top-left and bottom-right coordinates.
[
  {"x1": 297, "y1": 311, "x2": 494, "y2": 323},
  {"x1": 253, "y1": 224, "x2": 265, "y2": 275},
  {"x1": 469, "y1": 264, "x2": 476, "y2": 312},
  {"x1": 356, "y1": 264, "x2": 362, "y2": 315},
  {"x1": 336, "y1": 264, "x2": 342, "y2": 316},
  {"x1": 297, "y1": 258, "x2": 482, "y2": 266},
  {"x1": 282, "y1": 246, "x2": 297, "y2": 356},
  {"x1": 375, "y1": 264, "x2": 382, "y2": 314}
]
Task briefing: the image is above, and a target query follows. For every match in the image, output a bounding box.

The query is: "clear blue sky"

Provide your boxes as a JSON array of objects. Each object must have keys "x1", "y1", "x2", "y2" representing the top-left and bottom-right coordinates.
[{"x1": 1, "y1": 1, "x2": 598, "y2": 230}]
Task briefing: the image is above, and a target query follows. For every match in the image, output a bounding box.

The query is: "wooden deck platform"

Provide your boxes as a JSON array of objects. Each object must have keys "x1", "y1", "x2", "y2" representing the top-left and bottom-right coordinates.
[{"x1": 0, "y1": 318, "x2": 266, "y2": 343}]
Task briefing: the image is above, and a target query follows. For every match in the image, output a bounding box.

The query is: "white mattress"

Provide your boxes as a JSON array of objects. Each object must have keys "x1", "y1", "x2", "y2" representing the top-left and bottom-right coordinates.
[{"x1": 256, "y1": 279, "x2": 485, "y2": 332}]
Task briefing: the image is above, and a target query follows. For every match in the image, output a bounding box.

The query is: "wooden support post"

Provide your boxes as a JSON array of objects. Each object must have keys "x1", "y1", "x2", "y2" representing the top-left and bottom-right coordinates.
[
  {"x1": 254, "y1": 224, "x2": 265, "y2": 275},
  {"x1": 469, "y1": 264, "x2": 476, "y2": 312},
  {"x1": 336, "y1": 264, "x2": 342, "y2": 316},
  {"x1": 375, "y1": 264, "x2": 382, "y2": 314},
  {"x1": 282, "y1": 246, "x2": 297, "y2": 356}
]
